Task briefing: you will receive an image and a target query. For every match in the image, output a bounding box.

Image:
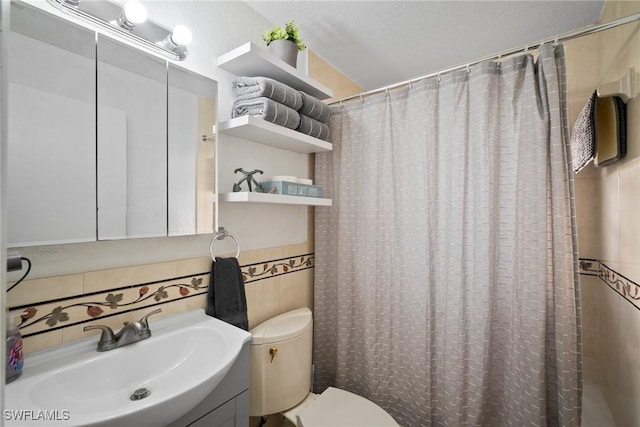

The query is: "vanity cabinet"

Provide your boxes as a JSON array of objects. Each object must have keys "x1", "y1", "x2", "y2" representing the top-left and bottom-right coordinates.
[
  {"x1": 168, "y1": 342, "x2": 250, "y2": 427},
  {"x1": 217, "y1": 42, "x2": 333, "y2": 207}
]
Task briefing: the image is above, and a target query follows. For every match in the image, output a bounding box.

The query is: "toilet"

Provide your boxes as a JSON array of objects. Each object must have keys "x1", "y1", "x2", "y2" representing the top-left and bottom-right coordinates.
[{"x1": 249, "y1": 308, "x2": 399, "y2": 427}]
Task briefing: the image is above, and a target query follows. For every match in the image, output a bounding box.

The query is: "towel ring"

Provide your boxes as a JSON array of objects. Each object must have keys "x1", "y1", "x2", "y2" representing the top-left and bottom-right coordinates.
[{"x1": 209, "y1": 229, "x2": 240, "y2": 261}]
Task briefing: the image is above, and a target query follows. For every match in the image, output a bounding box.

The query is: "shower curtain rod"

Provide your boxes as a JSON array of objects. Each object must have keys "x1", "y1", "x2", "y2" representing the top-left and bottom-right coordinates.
[{"x1": 329, "y1": 11, "x2": 640, "y2": 105}]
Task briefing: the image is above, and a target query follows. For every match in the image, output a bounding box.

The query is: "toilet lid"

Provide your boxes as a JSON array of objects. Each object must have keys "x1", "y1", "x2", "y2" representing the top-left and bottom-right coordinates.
[{"x1": 296, "y1": 387, "x2": 398, "y2": 427}]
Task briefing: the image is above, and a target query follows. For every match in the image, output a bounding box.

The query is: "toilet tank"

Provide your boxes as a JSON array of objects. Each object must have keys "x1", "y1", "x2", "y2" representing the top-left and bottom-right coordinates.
[{"x1": 249, "y1": 307, "x2": 313, "y2": 417}]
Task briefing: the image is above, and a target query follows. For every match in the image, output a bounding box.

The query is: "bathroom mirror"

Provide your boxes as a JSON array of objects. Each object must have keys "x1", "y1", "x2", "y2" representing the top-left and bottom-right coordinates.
[
  {"x1": 6, "y1": 1, "x2": 217, "y2": 246},
  {"x1": 7, "y1": 2, "x2": 97, "y2": 246},
  {"x1": 97, "y1": 35, "x2": 167, "y2": 240},
  {"x1": 168, "y1": 65, "x2": 217, "y2": 236}
]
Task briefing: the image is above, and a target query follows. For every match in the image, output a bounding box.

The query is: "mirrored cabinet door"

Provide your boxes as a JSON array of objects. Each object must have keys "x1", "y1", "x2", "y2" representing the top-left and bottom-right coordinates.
[
  {"x1": 7, "y1": 3, "x2": 97, "y2": 246},
  {"x1": 97, "y1": 35, "x2": 167, "y2": 239},
  {"x1": 167, "y1": 65, "x2": 217, "y2": 236}
]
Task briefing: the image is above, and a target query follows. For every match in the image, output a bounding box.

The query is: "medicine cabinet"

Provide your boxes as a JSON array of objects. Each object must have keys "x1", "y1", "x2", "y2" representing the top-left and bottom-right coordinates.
[{"x1": 6, "y1": 1, "x2": 217, "y2": 246}]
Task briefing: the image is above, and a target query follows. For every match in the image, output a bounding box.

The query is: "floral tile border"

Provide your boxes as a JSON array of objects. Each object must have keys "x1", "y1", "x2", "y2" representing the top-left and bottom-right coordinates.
[
  {"x1": 579, "y1": 258, "x2": 640, "y2": 310},
  {"x1": 241, "y1": 253, "x2": 314, "y2": 283},
  {"x1": 8, "y1": 253, "x2": 314, "y2": 338},
  {"x1": 11, "y1": 275, "x2": 208, "y2": 338}
]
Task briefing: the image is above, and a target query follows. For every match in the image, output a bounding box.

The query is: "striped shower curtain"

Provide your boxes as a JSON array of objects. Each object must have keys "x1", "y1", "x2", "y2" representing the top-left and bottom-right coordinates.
[{"x1": 314, "y1": 44, "x2": 581, "y2": 427}]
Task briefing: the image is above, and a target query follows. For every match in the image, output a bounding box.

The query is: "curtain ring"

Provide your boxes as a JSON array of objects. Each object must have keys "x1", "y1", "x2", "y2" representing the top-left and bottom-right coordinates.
[
  {"x1": 437, "y1": 73, "x2": 441, "y2": 83},
  {"x1": 465, "y1": 64, "x2": 470, "y2": 74},
  {"x1": 385, "y1": 88, "x2": 390, "y2": 97},
  {"x1": 359, "y1": 94, "x2": 364, "y2": 104}
]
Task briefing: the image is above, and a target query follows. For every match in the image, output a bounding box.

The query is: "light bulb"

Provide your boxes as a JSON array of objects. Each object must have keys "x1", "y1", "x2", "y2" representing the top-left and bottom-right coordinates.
[
  {"x1": 171, "y1": 25, "x2": 192, "y2": 46},
  {"x1": 124, "y1": 1, "x2": 147, "y2": 24}
]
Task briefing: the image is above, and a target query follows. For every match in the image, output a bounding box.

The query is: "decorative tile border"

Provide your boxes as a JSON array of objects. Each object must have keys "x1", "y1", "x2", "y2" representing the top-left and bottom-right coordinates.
[
  {"x1": 10, "y1": 275, "x2": 208, "y2": 338},
  {"x1": 579, "y1": 258, "x2": 640, "y2": 310},
  {"x1": 241, "y1": 253, "x2": 314, "y2": 284},
  {"x1": 8, "y1": 253, "x2": 314, "y2": 338}
]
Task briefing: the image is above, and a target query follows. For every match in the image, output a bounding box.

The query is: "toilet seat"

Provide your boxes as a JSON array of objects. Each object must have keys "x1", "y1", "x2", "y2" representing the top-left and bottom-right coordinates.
[{"x1": 283, "y1": 387, "x2": 399, "y2": 427}]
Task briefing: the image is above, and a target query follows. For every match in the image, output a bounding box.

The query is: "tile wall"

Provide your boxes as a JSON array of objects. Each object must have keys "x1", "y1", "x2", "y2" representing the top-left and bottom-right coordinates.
[
  {"x1": 568, "y1": 1, "x2": 640, "y2": 425},
  {"x1": 6, "y1": 244, "x2": 314, "y2": 354}
]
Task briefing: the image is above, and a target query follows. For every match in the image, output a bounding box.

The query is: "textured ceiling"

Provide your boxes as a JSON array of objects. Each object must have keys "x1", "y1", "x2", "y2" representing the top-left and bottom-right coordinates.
[{"x1": 245, "y1": 1, "x2": 604, "y2": 91}]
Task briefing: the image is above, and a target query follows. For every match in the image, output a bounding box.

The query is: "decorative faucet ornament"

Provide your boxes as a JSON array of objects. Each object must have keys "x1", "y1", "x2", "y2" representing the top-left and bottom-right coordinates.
[{"x1": 233, "y1": 168, "x2": 265, "y2": 192}]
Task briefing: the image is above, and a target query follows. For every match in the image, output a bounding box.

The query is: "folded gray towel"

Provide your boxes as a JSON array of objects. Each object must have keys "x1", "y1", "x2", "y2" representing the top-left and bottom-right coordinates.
[
  {"x1": 297, "y1": 114, "x2": 330, "y2": 141},
  {"x1": 571, "y1": 91, "x2": 596, "y2": 173},
  {"x1": 233, "y1": 76, "x2": 303, "y2": 111},
  {"x1": 232, "y1": 97, "x2": 301, "y2": 130},
  {"x1": 299, "y1": 92, "x2": 331, "y2": 123}
]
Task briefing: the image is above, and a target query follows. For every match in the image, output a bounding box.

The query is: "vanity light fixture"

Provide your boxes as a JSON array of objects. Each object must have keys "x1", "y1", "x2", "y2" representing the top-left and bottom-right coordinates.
[
  {"x1": 47, "y1": 0, "x2": 191, "y2": 60},
  {"x1": 159, "y1": 24, "x2": 192, "y2": 59},
  {"x1": 116, "y1": 0, "x2": 148, "y2": 31}
]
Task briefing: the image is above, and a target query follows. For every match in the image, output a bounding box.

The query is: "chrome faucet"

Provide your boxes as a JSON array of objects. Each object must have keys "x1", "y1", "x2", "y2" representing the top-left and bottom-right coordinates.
[{"x1": 83, "y1": 308, "x2": 162, "y2": 352}]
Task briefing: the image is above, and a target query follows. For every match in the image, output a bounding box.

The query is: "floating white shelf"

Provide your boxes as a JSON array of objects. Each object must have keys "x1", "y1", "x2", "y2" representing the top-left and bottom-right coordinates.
[
  {"x1": 219, "y1": 192, "x2": 332, "y2": 206},
  {"x1": 218, "y1": 116, "x2": 332, "y2": 153},
  {"x1": 217, "y1": 42, "x2": 333, "y2": 100}
]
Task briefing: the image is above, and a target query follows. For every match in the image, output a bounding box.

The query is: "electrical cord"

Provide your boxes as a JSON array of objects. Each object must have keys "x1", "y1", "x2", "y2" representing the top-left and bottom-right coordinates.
[{"x1": 7, "y1": 257, "x2": 31, "y2": 292}]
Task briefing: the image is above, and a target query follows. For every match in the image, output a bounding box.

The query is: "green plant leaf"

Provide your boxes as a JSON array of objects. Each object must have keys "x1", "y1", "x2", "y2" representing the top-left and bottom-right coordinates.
[{"x1": 263, "y1": 20, "x2": 305, "y2": 50}]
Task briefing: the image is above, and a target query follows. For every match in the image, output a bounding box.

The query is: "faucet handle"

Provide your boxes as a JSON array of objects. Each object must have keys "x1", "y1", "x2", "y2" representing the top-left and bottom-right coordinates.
[
  {"x1": 139, "y1": 308, "x2": 162, "y2": 337},
  {"x1": 83, "y1": 325, "x2": 116, "y2": 351}
]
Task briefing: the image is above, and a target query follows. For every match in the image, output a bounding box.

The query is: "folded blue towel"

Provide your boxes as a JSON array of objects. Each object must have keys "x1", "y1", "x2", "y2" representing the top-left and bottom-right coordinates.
[
  {"x1": 233, "y1": 76, "x2": 303, "y2": 111},
  {"x1": 232, "y1": 97, "x2": 301, "y2": 130},
  {"x1": 299, "y1": 92, "x2": 331, "y2": 123}
]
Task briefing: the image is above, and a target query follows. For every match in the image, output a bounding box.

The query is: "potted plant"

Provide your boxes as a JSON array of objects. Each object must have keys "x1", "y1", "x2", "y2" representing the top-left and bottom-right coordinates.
[{"x1": 262, "y1": 21, "x2": 306, "y2": 68}]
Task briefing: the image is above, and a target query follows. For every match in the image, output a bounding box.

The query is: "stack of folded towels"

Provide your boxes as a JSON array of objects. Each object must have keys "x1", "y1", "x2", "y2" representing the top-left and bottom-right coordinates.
[{"x1": 232, "y1": 76, "x2": 331, "y2": 141}]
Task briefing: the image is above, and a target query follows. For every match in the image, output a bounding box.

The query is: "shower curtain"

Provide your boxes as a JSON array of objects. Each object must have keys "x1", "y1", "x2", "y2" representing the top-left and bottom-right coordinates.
[{"x1": 314, "y1": 44, "x2": 581, "y2": 426}]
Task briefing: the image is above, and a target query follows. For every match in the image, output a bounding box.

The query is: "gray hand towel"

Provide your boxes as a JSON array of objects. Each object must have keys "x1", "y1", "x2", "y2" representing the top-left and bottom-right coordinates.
[
  {"x1": 232, "y1": 97, "x2": 301, "y2": 130},
  {"x1": 297, "y1": 114, "x2": 330, "y2": 141},
  {"x1": 205, "y1": 257, "x2": 248, "y2": 331},
  {"x1": 233, "y1": 76, "x2": 303, "y2": 111},
  {"x1": 299, "y1": 92, "x2": 331, "y2": 123}
]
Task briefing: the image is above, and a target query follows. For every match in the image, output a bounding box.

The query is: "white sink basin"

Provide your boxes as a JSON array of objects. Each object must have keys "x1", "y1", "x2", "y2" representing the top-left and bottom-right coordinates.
[{"x1": 5, "y1": 309, "x2": 251, "y2": 427}]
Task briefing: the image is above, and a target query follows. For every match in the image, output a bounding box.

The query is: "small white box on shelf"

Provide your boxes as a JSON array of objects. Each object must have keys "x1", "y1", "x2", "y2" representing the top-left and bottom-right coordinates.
[{"x1": 260, "y1": 181, "x2": 324, "y2": 198}]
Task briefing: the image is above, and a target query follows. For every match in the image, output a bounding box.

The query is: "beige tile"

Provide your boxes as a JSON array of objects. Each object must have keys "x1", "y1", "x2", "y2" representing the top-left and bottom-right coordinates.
[
  {"x1": 598, "y1": 22, "x2": 620, "y2": 86},
  {"x1": 83, "y1": 261, "x2": 178, "y2": 293},
  {"x1": 620, "y1": 0, "x2": 640, "y2": 16},
  {"x1": 6, "y1": 273, "x2": 84, "y2": 308},
  {"x1": 22, "y1": 331, "x2": 63, "y2": 355},
  {"x1": 574, "y1": 177, "x2": 599, "y2": 258},
  {"x1": 625, "y1": 96, "x2": 640, "y2": 161},
  {"x1": 245, "y1": 279, "x2": 280, "y2": 330},
  {"x1": 176, "y1": 256, "x2": 211, "y2": 277},
  {"x1": 279, "y1": 269, "x2": 314, "y2": 314},
  {"x1": 619, "y1": 161, "x2": 640, "y2": 265},
  {"x1": 616, "y1": 19, "x2": 639, "y2": 72},
  {"x1": 564, "y1": 34, "x2": 600, "y2": 99},
  {"x1": 598, "y1": 166, "x2": 620, "y2": 264},
  {"x1": 308, "y1": 49, "x2": 363, "y2": 102},
  {"x1": 576, "y1": 162, "x2": 598, "y2": 179}
]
